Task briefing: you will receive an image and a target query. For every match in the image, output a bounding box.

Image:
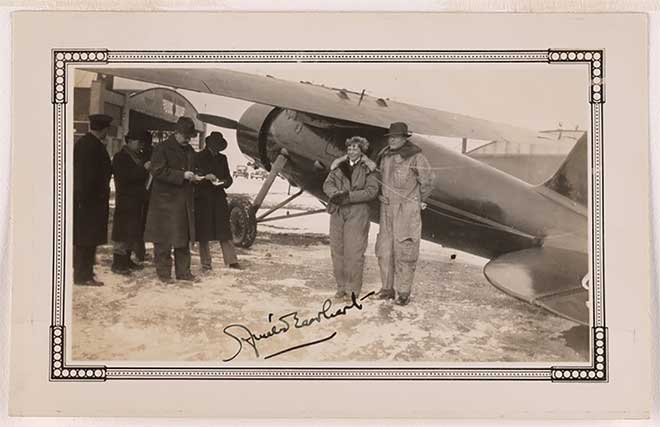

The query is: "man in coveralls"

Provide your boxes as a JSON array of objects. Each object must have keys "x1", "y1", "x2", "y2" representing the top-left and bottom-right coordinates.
[{"x1": 375, "y1": 122, "x2": 434, "y2": 305}]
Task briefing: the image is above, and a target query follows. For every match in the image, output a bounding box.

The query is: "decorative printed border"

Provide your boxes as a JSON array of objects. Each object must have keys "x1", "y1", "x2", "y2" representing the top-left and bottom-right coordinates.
[{"x1": 50, "y1": 49, "x2": 606, "y2": 382}]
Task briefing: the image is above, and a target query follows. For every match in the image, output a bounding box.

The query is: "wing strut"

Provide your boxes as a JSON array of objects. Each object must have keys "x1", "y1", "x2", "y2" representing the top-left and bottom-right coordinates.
[{"x1": 251, "y1": 149, "x2": 289, "y2": 213}]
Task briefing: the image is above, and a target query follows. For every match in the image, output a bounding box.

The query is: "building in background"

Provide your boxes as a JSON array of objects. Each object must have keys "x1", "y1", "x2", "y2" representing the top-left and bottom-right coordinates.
[{"x1": 74, "y1": 71, "x2": 206, "y2": 156}]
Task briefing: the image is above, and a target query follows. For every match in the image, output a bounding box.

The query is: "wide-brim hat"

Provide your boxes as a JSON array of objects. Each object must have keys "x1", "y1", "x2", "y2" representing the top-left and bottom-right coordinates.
[
  {"x1": 175, "y1": 116, "x2": 198, "y2": 137},
  {"x1": 383, "y1": 122, "x2": 412, "y2": 137},
  {"x1": 205, "y1": 131, "x2": 228, "y2": 151},
  {"x1": 89, "y1": 113, "x2": 113, "y2": 130}
]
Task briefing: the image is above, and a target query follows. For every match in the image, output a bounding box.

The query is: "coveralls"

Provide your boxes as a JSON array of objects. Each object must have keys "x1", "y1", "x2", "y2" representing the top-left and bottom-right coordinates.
[
  {"x1": 375, "y1": 142, "x2": 434, "y2": 297},
  {"x1": 323, "y1": 158, "x2": 380, "y2": 297}
]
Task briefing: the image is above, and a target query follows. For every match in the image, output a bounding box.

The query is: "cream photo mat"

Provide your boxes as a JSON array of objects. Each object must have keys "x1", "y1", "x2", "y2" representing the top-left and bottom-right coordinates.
[{"x1": 8, "y1": 12, "x2": 651, "y2": 418}]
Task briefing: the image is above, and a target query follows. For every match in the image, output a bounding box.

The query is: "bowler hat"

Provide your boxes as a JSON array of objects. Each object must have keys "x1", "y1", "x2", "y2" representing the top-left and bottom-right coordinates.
[
  {"x1": 383, "y1": 122, "x2": 412, "y2": 137},
  {"x1": 205, "y1": 131, "x2": 228, "y2": 151},
  {"x1": 89, "y1": 113, "x2": 113, "y2": 131},
  {"x1": 175, "y1": 116, "x2": 197, "y2": 137}
]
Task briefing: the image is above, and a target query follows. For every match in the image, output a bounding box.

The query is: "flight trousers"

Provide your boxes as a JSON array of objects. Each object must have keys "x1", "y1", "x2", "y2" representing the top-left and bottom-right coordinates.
[
  {"x1": 375, "y1": 201, "x2": 421, "y2": 297},
  {"x1": 329, "y1": 204, "x2": 370, "y2": 297}
]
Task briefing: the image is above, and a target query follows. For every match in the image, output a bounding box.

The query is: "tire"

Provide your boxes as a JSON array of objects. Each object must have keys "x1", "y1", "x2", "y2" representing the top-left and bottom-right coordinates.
[{"x1": 228, "y1": 195, "x2": 257, "y2": 248}]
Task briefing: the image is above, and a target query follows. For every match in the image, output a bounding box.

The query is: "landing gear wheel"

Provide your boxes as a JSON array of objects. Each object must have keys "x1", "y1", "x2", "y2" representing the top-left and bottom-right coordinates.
[{"x1": 228, "y1": 196, "x2": 257, "y2": 248}]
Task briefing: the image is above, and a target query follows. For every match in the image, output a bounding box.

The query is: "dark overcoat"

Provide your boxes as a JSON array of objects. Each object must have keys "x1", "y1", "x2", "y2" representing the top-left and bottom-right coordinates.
[
  {"x1": 139, "y1": 142, "x2": 154, "y2": 232},
  {"x1": 144, "y1": 136, "x2": 196, "y2": 247},
  {"x1": 73, "y1": 132, "x2": 112, "y2": 246},
  {"x1": 194, "y1": 148, "x2": 233, "y2": 242},
  {"x1": 111, "y1": 147, "x2": 149, "y2": 243}
]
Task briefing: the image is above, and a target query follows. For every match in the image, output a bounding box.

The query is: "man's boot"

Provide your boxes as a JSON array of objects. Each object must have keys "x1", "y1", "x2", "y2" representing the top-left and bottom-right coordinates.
[
  {"x1": 376, "y1": 289, "x2": 395, "y2": 300},
  {"x1": 395, "y1": 293, "x2": 410, "y2": 306},
  {"x1": 126, "y1": 250, "x2": 144, "y2": 270},
  {"x1": 111, "y1": 254, "x2": 131, "y2": 275}
]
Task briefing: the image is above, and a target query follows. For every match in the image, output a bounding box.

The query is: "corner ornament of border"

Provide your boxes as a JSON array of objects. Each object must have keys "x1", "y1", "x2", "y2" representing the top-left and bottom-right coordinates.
[
  {"x1": 52, "y1": 49, "x2": 109, "y2": 104},
  {"x1": 50, "y1": 326, "x2": 107, "y2": 382},
  {"x1": 547, "y1": 49, "x2": 604, "y2": 105},
  {"x1": 551, "y1": 327, "x2": 607, "y2": 382}
]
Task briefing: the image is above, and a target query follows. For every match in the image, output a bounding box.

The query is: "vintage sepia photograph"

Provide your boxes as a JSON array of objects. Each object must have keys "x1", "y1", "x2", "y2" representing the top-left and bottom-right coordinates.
[
  {"x1": 8, "y1": 11, "x2": 653, "y2": 419},
  {"x1": 69, "y1": 61, "x2": 591, "y2": 364}
]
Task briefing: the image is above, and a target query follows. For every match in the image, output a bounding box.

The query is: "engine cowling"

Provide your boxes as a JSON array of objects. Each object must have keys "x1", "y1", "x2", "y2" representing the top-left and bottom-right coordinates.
[{"x1": 236, "y1": 103, "x2": 281, "y2": 171}]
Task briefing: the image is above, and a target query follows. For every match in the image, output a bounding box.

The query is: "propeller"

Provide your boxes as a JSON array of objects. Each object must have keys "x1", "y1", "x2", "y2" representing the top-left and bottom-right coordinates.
[{"x1": 196, "y1": 113, "x2": 239, "y2": 129}]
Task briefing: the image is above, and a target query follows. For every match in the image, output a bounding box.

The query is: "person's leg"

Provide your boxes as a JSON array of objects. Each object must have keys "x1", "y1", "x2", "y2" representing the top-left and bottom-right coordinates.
[
  {"x1": 393, "y1": 237, "x2": 420, "y2": 305},
  {"x1": 219, "y1": 240, "x2": 239, "y2": 266},
  {"x1": 174, "y1": 245, "x2": 193, "y2": 279},
  {"x1": 73, "y1": 245, "x2": 84, "y2": 283},
  {"x1": 74, "y1": 245, "x2": 95, "y2": 283},
  {"x1": 343, "y1": 208, "x2": 370, "y2": 298},
  {"x1": 112, "y1": 241, "x2": 131, "y2": 275},
  {"x1": 125, "y1": 245, "x2": 143, "y2": 270},
  {"x1": 153, "y1": 243, "x2": 173, "y2": 280},
  {"x1": 87, "y1": 245, "x2": 98, "y2": 279},
  {"x1": 199, "y1": 241, "x2": 212, "y2": 270},
  {"x1": 133, "y1": 240, "x2": 146, "y2": 262},
  {"x1": 375, "y1": 207, "x2": 395, "y2": 299},
  {"x1": 329, "y1": 211, "x2": 346, "y2": 297}
]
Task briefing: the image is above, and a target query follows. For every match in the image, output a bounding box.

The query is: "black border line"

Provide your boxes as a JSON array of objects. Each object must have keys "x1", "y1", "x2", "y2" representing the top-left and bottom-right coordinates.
[{"x1": 49, "y1": 49, "x2": 606, "y2": 382}]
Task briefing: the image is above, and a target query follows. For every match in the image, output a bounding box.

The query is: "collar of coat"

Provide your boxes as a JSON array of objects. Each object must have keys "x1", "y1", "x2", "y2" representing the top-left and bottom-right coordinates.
[
  {"x1": 336, "y1": 157, "x2": 367, "y2": 180},
  {"x1": 165, "y1": 135, "x2": 194, "y2": 152},
  {"x1": 203, "y1": 147, "x2": 225, "y2": 159},
  {"x1": 377, "y1": 141, "x2": 422, "y2": 162},
  {"x1": 121, "y1": 145, "x2": 143, "y2": 165}
]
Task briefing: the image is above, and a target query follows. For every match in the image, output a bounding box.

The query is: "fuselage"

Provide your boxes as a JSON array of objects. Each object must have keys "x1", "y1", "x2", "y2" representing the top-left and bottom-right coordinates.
[{"x1": 236, "y1": 103, "x2": 587, "y2": 259}]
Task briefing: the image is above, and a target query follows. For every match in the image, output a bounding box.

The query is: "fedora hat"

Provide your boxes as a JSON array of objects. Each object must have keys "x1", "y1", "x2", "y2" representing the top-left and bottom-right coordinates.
[
  {"x1": 383, "y1": 122, "x2": 412, "y2": 137},
  {"x1": 205, "y1": 131, "x2": 228, "y2": 151}
]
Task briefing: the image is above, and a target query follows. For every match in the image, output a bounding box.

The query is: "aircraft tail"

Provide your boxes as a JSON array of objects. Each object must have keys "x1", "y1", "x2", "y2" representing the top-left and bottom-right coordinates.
[{"x1": 540, "y1": 132, "x2": 588, "y2": 206}]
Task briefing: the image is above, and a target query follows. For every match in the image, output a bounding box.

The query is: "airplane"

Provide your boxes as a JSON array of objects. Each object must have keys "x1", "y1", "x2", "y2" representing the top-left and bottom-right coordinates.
[{"x1": 85, "y1": 67, "x2": 590, "y2": 326}]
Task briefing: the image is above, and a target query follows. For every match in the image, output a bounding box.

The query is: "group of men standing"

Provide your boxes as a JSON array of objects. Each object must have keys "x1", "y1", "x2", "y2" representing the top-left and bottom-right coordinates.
[
  {"x1": 73, "y1": 113, "x2": 433, "y2": 306},
  {"x1": 73, "y1": 114, "x2": 239, "y2": 286}
]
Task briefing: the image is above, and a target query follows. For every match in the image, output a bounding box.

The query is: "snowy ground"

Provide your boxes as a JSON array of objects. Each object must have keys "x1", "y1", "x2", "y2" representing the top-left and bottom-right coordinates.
[{"x1": 72, "y1": 177, "x2": 589, "y2": 364}]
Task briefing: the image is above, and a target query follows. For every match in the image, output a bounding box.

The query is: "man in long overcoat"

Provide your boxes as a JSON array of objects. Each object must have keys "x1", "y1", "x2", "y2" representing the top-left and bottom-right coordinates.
[
  {"x1": 375, "y1": 122, "x2": 435, "y2": 305},
  {"x1": 111, "y1": 130, "x2": 150, "y2": 274},
  {"x1": 144, "y1": 117, "x2": 199, "y2": 283},
  {"x1": 194, "y1": 131, "x2": 240, "y2": 270},
  {"x1": 73, "y1": 113, "x2": 113, "y2": 286}
]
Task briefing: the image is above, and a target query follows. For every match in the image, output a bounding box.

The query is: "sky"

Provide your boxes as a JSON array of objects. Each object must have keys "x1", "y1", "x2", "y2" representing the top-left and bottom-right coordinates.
[{"x1": 89, "y1": 62, "x2": 590, "y2": 167}]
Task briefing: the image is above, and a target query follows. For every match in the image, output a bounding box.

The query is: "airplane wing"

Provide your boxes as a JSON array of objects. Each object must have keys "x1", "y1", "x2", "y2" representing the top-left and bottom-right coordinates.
[
  {"x1": 484, "y1": 247, "x2": 589, "y2": 325},
  {"x1": 85, "y1": 67, "x2": 542, "y2": 144}
]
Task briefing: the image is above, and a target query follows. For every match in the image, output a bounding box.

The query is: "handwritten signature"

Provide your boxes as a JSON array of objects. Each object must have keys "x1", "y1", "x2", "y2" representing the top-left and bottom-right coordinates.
[{"x1": 222, "y1": 291, "x2": 374, "y2": 361}]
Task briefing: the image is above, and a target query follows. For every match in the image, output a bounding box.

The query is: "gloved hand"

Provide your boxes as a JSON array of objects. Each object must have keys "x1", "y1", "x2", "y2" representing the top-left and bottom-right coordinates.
[{"x1": 330, "y1": 190, "x2": 349, "y2": 205}]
